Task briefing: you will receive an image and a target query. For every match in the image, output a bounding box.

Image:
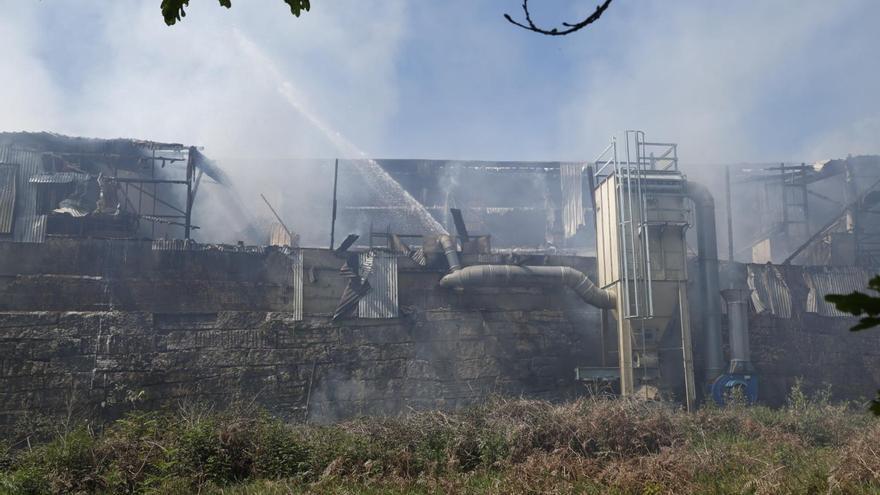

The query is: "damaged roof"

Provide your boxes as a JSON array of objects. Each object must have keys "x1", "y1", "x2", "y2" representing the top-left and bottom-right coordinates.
[{"x1": 0, "y1": 132, "x2": 227, "y2": 185}]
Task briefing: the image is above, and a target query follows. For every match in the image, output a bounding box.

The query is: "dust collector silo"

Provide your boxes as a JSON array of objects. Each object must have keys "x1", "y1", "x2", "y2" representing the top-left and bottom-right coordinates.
[{"x1": 590, "y1": 131, "x2": 697, "y2": 409}]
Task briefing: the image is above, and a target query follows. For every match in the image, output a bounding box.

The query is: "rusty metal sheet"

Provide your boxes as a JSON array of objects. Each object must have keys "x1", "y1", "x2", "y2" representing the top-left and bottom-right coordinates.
[
  {"x1": 747, "y1": 264, "x2": 792, "y2": 318},
  {"x1": 358, "y1": 251, "x2": 398, "y2": 318},
  {"x1": 560, "y1": 162, "x2": 585, "y2": 239},
  {"x1": 0, "y1": 146, "x2": 45, "y2": 243},
  {"x1": 0, "y1": 164, "x2": 16, "y2": 234},
  {"x1": 804, "y1": 266, "x2": 874, "y2": 317}
]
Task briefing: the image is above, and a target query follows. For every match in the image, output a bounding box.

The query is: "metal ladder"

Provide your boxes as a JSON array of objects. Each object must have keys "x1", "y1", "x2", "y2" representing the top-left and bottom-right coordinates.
[{"x1": 617, "y1": 131, "x2": 654, "y2": 320}]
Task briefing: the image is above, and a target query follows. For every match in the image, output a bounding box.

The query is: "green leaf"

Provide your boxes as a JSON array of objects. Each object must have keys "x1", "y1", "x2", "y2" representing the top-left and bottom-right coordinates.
[
  {"x1": 160, "y1": 0, "x2": 189, "y2": 26},
  {"x1": 870, "y1": 391, "x2": 880, "y2": 416},
  {"x1": 283, "y1": 0, "x2": 311, "y2": 17},
  {"x1": 825, "y1": 275, "x2": 880, "y2": 332},
  {"x1": 162, "y1": 0, "x2": 310, "y2": 26}
]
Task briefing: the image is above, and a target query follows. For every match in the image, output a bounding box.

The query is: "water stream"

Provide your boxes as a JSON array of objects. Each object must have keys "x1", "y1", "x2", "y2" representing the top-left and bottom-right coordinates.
[{"x1": 237, "y1": 32, "x2": 448, "y2": 235}]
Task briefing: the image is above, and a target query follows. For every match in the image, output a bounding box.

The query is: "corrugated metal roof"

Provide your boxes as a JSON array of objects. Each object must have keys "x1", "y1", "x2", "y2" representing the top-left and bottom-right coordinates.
[
  {"x1": 560, "y1": 162, "x2": 584, "y2": 239},
  {"x1": 804, "y1": 266, "x2": 875, "y2": 317},
  {"x1": 359, "y1": 251, "x2": 398, "y2": 318},
  {"x1": 28, "y1": 172, "x2": 90, "y2": 184},
  {"x1": 0, "y1": 146, "x2": 46, "y2": 243},
  {"x1": 150, "y1": 239, "x2": 267, "y2": 254},
  {"x1": 747, "y1": 264, "x2": 792, "y2": 318},
  {"x1": 289, "y1": 249, "x2": 303, "y2": 321},
  {"x1": 0, "y1": 164, "x2": 16, "y2": 234}
]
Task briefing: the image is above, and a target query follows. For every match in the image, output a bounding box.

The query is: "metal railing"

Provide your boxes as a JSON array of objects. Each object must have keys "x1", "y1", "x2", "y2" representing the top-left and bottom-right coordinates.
[{"x1": 592, "y1": 132, "x2": 656, "y2": 320}]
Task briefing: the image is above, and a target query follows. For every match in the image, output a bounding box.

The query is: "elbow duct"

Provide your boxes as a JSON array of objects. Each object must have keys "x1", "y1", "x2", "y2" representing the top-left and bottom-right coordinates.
[
  {"x1": 439, "y1": 235, "x2": 461, "y2": 272},
  {"x1": 685, "y1": 181, "x2": 725, "y2": 380},
  {"x1": 439, "y1": 264, "x2": 616, "y2": 310}
]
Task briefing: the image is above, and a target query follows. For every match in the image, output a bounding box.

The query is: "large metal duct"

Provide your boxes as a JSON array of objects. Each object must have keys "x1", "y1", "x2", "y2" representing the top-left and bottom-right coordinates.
[
  {"x1": 439, "y1": 264, "x2": 616, "y2": 310},
  {"x1": 685, "y1": 181, "x2": 725, "y2": 380}
]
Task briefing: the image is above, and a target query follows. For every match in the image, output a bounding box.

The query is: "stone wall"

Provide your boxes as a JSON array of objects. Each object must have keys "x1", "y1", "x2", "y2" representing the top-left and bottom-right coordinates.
[
  {"x1": 0, "y1": 308, "x2": 593, "y2": 427},
  {"x1": 0, "y1": 239, "x2": 601, "y2": 429},
  {"x1": 748, "y1": 312, "x2": 878, "y2": 405},
  {"x1": 1, "y1": 238, "x2": 877, "y2": 429}
]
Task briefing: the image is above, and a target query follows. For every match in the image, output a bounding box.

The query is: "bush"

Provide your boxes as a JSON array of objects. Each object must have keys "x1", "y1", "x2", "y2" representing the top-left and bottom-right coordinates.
[{"x1": 251, "y1": 420, "x2": 310, "y2": 479}]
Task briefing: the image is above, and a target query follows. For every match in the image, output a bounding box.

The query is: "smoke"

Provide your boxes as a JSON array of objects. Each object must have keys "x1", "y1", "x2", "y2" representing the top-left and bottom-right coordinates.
[
  {"x1": 0, "y1": 1, "x2": 409, "y2": 243},
  {"x1": 1, "y1": 1, "x2": 878, "y2": 244},
  {"x1": 559, "y1": 0, "x2": 880, "y2": 169}
]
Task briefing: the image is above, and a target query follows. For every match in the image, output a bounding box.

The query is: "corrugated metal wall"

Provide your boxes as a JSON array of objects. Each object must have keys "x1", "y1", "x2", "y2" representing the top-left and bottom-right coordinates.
[
  {"x1": 0, "y1": 146, "x2": 46, "y2": 243},
  {"x1": 804, "y1": 266, "x2": 874, "y2": 317},
  {"x1": 358, "y1": 251, "x2": 398, "y2": 318},
  {"x1": 747, "y1": 264, "x2": 876, "y2": 319},
  {"x1": 0, "y1": 164, "x2": 16, "y2": 234},
  {"x1": 747, "y1": 264, "x2": 792, "y2": 318},
  {"x1": 559, "y1": 162, "x2": 584, "y2": 239}
]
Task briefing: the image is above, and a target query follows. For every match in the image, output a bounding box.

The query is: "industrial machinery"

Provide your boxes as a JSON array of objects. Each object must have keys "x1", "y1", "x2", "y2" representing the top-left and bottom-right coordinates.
[
  {"x1": 584, "y1": 131, "x2": 760, "y2": 407},
  {"x1": 590, "y1": 131, "x2": 698, "y2": 408}
]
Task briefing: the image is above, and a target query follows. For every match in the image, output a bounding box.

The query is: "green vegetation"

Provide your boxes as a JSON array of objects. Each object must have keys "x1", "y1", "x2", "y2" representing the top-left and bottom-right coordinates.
[
  {"x1": 827, "y1": 274, "x2": 880, "y2": 414},
  {"x1": 1, "y1": 385, "x2": 877, "y2": 494},
  {"x1": 160, "y1": 0, "x2": 311, "y2": 26}
]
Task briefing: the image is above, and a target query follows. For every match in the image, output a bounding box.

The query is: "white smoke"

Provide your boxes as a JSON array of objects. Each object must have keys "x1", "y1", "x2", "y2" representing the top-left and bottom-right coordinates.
[{"x1": 0, "y1": 0, "x2": 878, "y2": 243}]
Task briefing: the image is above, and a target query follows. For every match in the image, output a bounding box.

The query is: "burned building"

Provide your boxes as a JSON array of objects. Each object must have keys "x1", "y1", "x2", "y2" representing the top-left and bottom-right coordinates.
[
  {"x1": 0, "y1": 130, "x2": 878, "y2": 428},
  {"x1": 0, "y1": 132, "x2": 228, "y2": 243}
]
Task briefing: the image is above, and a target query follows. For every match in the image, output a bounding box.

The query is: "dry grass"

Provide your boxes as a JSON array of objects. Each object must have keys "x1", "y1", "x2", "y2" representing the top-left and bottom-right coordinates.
[{"x1": 0, "y1": 387, "x2": 877, "y2": 494}]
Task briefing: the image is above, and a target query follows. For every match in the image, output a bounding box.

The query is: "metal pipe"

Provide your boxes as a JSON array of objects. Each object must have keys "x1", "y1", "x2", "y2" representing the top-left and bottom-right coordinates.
[
  {"x1": 725, "y1": 165, "x2": 735, "y2": 282},
  {"x1": 685, "y1": 181, "x2": 724, "y2": 380},
  {"x1": 439, "y1": 234, "x2": 461, "y2": 272},
  {"x1": 439, "y1": 264, "x2": 616, "y2": 309},
  {"x1": 722, "y1": 288, "x2": 752, "y2": 373},
  {"x1": 723, "y1": 168, "x2": 752, "y2": 375},
  {"x1": 330, "y1": 158, "x2": 339, "y2": 250}
]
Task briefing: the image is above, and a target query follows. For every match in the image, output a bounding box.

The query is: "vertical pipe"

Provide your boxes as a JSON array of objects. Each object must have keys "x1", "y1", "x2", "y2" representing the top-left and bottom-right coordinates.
[
  {"x1": 330, "y1": 158, "x2": 339, "y2": 250},
  {"x1": 725, "y1": 165, "x2": 734, "y2": 287},
  {"x1": 686, "y1": 181, "x2": 724, "y2": 381},
  {"x1": 722, "y1": 289, "x2": 752, "y2": 373}
]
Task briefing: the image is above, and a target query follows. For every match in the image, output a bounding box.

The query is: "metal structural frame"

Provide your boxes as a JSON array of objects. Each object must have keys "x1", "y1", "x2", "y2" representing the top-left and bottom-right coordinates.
[{"x1": 109, "y1": 145, "x2": 199, "y2": 239}]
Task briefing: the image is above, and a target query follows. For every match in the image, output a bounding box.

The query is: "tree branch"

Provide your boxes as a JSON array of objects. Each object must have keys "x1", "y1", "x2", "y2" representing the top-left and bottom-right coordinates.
[{"x1": 504, "y1": 0, "x2": 613, "y2": 36}]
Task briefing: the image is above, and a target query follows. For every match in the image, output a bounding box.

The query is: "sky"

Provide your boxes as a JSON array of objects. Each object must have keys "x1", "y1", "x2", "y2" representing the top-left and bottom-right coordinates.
[{"x1": 1, "y1": 1, "x2": 879, "y2": 166}]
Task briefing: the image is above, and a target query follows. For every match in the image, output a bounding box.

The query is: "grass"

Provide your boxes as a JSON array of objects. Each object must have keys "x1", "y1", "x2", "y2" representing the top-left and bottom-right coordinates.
[{"x1": 0, "y1": 383, "x2": 878, "y2": 494}]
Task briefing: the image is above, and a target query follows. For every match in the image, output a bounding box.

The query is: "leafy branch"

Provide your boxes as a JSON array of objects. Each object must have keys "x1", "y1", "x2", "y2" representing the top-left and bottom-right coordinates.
[
  {"x1": 826, "y1": 275, "x2": 880, "y2": 413},
  {"x1": 161, "y1": 0, "x2": 311, "y2": 26},
  {"x1": 826, "y1": 275, "x2": 880, "y2": 332},
  {"x1": 504, "y1": 0, "x2": 613, "y2": 36}
]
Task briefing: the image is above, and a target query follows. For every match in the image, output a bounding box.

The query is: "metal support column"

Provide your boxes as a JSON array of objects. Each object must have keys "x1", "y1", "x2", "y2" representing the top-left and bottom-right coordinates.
[
  {"x1": 678, "y1": 282, "x2": 696, "y2": 411},
  {"x1": 184, "y1": 146, "x2": 194, "y2": 239}
]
